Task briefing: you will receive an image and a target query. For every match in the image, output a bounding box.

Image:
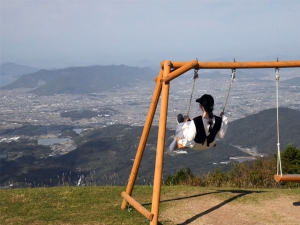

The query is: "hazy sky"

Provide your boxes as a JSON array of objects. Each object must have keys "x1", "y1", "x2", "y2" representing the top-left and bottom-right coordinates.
[{"x1": 1, "y1": 0, "x2": 300, "y2": 69}]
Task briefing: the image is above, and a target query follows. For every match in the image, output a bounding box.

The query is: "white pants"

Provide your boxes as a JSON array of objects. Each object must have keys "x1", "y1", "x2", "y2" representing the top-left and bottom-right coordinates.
[{"x1": 169, "y1": 122, "x2": 189, "y2": 151}]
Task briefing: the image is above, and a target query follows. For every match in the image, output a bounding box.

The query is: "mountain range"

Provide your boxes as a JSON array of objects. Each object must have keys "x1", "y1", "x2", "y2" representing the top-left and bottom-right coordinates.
[
  {"x1": 1, "y1": 107, "x2": 299, "y2": 187},
  {"x1": 2, "y1": 63, "x2": 300, "y2": 95},
  {"x1": 1, "y1": 65, "x2": 157, "y2": 95},
  {"x1": 223, "y1": 107, "x2": 300, "y2": 154}
]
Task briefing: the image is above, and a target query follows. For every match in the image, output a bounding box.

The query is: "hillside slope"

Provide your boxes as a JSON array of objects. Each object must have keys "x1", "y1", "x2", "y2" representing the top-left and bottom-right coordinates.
[
  {"x1": 224, "y1": 107, "x2": 300, "y2": 154},
  {"x1": 1, "y1": 65, "x2": 157, "y2": 95},
  {"x1": 1, "y1": 108, "x2": 299, "y2": 186}
]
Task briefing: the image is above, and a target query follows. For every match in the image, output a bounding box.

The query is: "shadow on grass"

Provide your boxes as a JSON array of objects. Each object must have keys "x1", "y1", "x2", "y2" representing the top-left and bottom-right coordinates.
[
  {"x1": 175, "y1": 190, "x2": 264, "y2": 225},
  {"x1": 142, "y1": 190, "x2": 221, "y2": 207},
  {"x1": 128, "y1": 191, "x2": 224, "y2": 225},
  {"x1": 136, "y1": 189, "x2": 264, "y2": 225}
]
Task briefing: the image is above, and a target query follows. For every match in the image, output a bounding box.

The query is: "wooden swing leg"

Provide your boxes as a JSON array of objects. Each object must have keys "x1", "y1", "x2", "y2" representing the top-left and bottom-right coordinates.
[
  {"x1": 121, "y1": 70, "x2": 163, "y2": 210},
  {"x1": 150, "y1": 61, "x2": 170, "y2": 225},
  {"x1": 121, "y1": 192, "x2": 154, "y2": 221}
]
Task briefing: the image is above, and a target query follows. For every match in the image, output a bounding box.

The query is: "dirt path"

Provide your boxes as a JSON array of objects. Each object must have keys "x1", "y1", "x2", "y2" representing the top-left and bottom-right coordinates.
[{"x1": 158, "y1": 188, "x2": 300, "y2": 225}]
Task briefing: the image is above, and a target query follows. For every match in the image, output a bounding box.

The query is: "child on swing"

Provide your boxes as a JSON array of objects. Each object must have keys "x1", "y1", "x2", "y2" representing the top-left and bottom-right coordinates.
[{"x1": 169, "y1": 94, "x2": 228, "y2": 151}]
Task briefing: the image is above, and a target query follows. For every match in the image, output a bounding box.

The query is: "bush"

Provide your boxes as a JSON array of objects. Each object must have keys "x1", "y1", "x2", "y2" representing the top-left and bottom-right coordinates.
[
  {"x1": 164, "y1": 167, "x2": 194, "y2": 186},
  {"x1": 281, "y1": 145, "x2": 300, "y2": 174},
  {"x1": 205, "y1": 169, "x2": 228, "y2": 187}
]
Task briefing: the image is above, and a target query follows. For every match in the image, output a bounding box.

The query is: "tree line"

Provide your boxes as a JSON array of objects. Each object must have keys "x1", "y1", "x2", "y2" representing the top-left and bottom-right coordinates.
[{"x1": 164, "y1": 145, "x2": 300, "y2": 188}]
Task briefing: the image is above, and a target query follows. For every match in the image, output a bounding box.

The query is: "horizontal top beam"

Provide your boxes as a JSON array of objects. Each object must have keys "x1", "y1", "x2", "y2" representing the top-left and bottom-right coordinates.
[
  {"x1": 161, "y1": 60, "x2": 300, "y2": 82},
  {"x1": 170, "y1": 60, "x2": 300, "y2": 69}
]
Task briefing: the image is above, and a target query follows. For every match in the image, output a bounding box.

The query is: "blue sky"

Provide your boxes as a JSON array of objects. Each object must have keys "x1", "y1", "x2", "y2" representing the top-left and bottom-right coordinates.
[{"x1": 1, "y1": 0, "x2": 300, "y2": 69}]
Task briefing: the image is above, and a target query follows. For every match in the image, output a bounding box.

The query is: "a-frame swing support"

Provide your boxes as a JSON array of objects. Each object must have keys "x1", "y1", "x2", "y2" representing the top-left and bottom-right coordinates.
[{"x1": 121, "y1": 59, "x2": 300, "y2": 225}]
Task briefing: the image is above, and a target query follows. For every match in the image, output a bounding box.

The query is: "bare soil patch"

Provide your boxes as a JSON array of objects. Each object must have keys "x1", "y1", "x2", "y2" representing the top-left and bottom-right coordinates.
[{"x1": 158, "y1": 188, "x2": 300, "y2": 225}]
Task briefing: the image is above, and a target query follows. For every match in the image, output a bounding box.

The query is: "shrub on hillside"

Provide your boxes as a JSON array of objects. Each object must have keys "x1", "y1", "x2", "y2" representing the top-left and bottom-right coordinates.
[
  {"x1": 281, "y1": 145, "x2": 300, "y2": 174},
  {"x1": 227, "y1": 156, "x2": 276, "y2": 188},
  {"x1": 165, "y1": 145, "x2": 300, "y2": 188},
  {"x1": 205, "y1": 169, "x2": 228, "y2": 187},
  {"x1": 164, "y1": 167, "x2": 194, "y2": 186}
]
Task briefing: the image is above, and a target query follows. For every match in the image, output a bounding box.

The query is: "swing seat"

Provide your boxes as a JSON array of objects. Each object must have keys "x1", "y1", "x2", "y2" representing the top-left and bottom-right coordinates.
[
  {"x1": 177, "y1": 137, "x2": 217, "y2": 149},
  {"x1": 274, "y1": 174, "x2": 300, "y2": 183}
]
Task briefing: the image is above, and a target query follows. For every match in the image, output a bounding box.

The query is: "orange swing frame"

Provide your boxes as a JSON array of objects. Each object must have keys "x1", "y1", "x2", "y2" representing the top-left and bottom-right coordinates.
[
  {"x1": 274, "y1": 174, "x2": 300, "y2": 182},
  {"x1": 120, "y1": 59, "x2": 300, "y2": 225}
]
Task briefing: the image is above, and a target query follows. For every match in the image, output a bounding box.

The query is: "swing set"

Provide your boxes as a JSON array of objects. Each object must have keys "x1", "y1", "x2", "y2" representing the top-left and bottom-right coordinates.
[{"x1": 121, "y1": 59, "x2": 300, "y2": 225}]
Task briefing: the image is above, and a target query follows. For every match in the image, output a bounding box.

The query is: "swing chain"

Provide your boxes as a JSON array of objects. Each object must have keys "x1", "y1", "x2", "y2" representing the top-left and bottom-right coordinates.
[
  {"x1": 222, "y1": 69, "x2": 236, "y2": 113},
  {"x1": 193, "y1": 68, "x2": 199, "y2": 80},
  {"x1": 231, "y1": 69, "x2": 236, "y2": 79},
  {"x1": 186, "y1": 69, "x2": 199, "y2": 117},
  {"x1": 275, "y1": 68, "x2": 280, "y2": 81}
]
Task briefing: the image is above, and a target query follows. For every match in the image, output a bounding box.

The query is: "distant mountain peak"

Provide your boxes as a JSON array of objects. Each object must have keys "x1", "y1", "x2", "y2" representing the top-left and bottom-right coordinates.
[
  {"x1": 1, "y1": 64, "x2": 157, "y2": 95},
  {"x1": 0, "y1": 62, "x2": 40, "y2": 87}
]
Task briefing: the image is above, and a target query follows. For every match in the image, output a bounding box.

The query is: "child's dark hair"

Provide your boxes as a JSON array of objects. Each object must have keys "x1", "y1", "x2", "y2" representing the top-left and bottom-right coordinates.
[{"x1": 196, "y1": 94, "x2": 214, "y2": 132}]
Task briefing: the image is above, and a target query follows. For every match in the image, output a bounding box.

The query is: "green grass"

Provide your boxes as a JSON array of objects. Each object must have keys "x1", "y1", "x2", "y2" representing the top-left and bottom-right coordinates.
[
  {"x1": 1, "y1": 186, "x2": 299, "y2": 225},
  {"x1": 0, "y1": 186, "x2": 153, "y2": 225}
]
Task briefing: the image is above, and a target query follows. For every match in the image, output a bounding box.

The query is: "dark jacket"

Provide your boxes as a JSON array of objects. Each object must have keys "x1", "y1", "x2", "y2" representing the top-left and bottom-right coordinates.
[{"x1": 193, "y1": 115, "x2": 222, "y2": 146}]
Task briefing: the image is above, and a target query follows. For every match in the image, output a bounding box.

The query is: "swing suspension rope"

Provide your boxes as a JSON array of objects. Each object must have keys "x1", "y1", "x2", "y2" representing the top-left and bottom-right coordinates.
[
  {"x1": 186, "y1": 68, "x2": 235, "y2": 117},
  {"x1": 186, "y1": 69, "x2": 199, "y2": 117},
  {"x1": 274, "y1": 67, "x2": 300, "y2": 183},
  {"x1": 275, "y1": 68, "x2": 283, "y2": 176},
  {"x1": 222, "y1": 69, "x2": 236, "y2": 113}
]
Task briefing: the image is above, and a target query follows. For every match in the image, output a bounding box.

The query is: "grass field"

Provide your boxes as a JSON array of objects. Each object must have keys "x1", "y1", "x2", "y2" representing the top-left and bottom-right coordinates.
[{"x1": 1, "y1": 186, "x2": 300, "y2": 225}]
